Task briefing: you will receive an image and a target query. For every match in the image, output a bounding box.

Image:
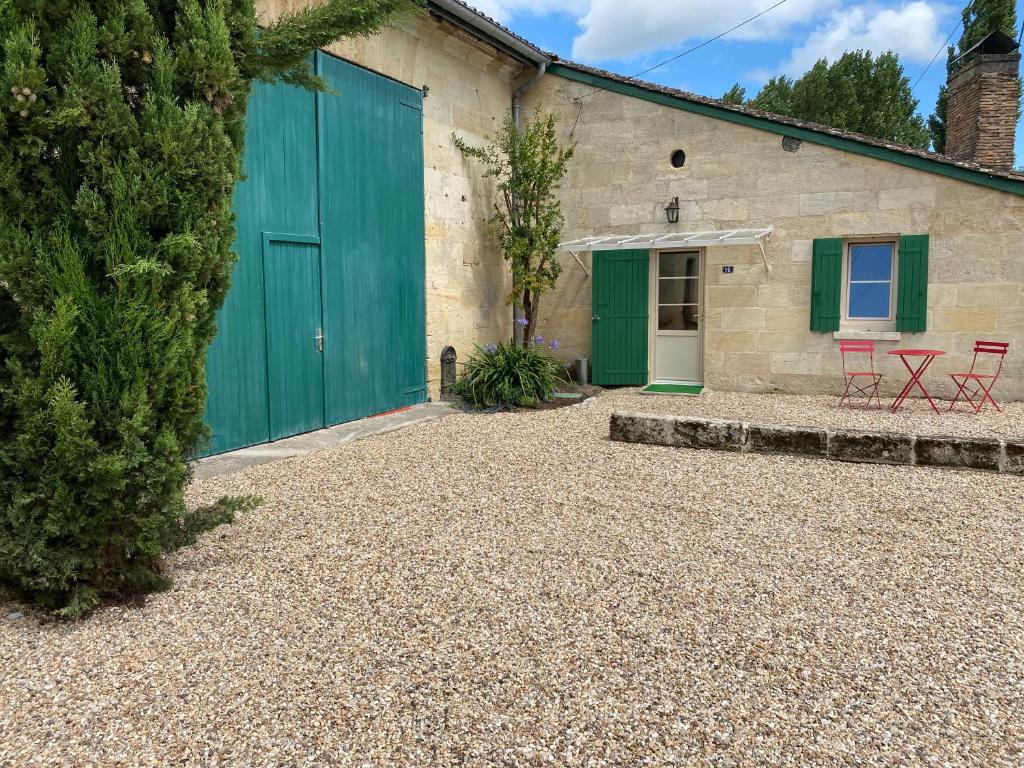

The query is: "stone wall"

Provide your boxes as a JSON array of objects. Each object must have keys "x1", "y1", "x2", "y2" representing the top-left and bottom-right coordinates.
[
  {"x1": 258, "y1": 2, "x2": 522, "y2": 398},
  {"x1": 522, "y1": 73, "x2": 1024, "y2": 400}
]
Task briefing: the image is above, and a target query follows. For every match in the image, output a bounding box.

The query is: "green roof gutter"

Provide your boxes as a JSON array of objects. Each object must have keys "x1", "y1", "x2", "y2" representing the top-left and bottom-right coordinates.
[{"x1": 548, "y1": 64, "x2": 1024, "y2": 198}]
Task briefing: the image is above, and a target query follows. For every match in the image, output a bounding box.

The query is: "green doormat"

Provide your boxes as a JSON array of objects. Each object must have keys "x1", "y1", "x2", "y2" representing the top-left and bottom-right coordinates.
[{"x1": 642, "y1": 383, "x2": 704, "y2": 395}]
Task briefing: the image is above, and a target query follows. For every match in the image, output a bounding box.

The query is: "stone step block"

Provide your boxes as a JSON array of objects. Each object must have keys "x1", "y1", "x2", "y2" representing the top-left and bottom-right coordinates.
[
  {"x1": 673, "y1": 417, "x2": 748, "y2": 451},
  {"x1": 1005, "y1": 441, "x2": 1024, "y2": 475},
  {"x1": 916, "y1": 435, "x2": 1003, "y2": 472},
  {"x1": 828, "y1": 430, "x2": 915, "y2": 465},
  {"x1": 748, "y1": 423, "x2": 828, "y2": 456},
  {"x1": 609, "y1": 411, "x2": 675, "y2": 446}
]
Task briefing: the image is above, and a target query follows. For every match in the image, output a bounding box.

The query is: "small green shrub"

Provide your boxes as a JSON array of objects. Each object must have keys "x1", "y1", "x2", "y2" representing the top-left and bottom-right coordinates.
[{"x1": 457, "y1": 342, "x2": 561, "y2": 408}]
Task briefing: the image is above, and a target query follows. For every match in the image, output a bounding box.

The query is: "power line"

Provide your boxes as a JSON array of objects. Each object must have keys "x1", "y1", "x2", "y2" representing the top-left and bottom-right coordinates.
[
  {"x1": 910, "y1": 19, "x2": 962, "y2": 93},
  {"x1": 910, "y1": 3, "x2": 970, "y2": 94},
  {"x1": 576, "y1": 0, "x2": 791, "y2": 101}
]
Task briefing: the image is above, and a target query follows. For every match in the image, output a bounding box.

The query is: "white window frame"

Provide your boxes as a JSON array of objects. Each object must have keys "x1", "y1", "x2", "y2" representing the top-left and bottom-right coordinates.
[{"x1": 841, "y1": 237, "x2": 898, "y2": 332}]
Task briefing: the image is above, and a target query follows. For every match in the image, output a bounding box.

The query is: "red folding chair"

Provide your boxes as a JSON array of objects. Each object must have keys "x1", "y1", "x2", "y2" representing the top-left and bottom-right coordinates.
[
  {"x1": 838, "y1": 340, "x2": 883, "y2": 408},
  {"x1": 948, "y1": 341, "x2": 1010, "y2": 414}
]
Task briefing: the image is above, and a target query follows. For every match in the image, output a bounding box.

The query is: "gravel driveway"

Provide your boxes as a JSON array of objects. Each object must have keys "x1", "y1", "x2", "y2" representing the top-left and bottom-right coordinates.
[{"x1": 2, "y1": 390, "x2": 1023, "y2": 766}]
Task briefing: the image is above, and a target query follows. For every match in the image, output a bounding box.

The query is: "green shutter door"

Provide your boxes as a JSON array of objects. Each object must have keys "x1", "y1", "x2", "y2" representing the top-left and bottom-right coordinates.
[
  {"x1": 896, "y1": 235, "x2": 929, "y2": 332},
  {"x1": 263, "y1": 236, "x2": 325, "y2": 440},
  {"x1": 592, "y1": 250, "x2": 650, "y2": 386},
  {"x1": 810, "y1": 238, "x2": 843, "y2": 332},
  {"x1": 204, "y1": 79, "x2": 319, "y2": 455},
  {"x1": 316, "y1": 52, "x2": 427, "y2": 424}
]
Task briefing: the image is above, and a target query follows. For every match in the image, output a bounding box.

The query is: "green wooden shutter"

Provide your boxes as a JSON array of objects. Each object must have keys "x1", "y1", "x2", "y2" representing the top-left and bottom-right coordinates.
[
  {"x1": 896, "y1": 234, "x2": 929, "y2": 332},
  {"x1": 592, "y1": 249, "x2": 650, "y2": 386},
  {"x1": 810, "y1": 238, "x2": 843, "y2": 332}
]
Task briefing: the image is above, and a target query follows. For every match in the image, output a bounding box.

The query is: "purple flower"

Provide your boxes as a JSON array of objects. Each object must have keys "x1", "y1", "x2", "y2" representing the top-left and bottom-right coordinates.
[
  {"x1": 515, "y1": 317, "x2": 529, "y2": 326},
  {"x1": 548, "y1": 339, "x2": 560, "y2": 350},
  {"x1": 533, "y1": 335, "x2": 544, "y2": 345},
  {"x1": 483, "y1": 343, "x2": 497, "y2": 354}
]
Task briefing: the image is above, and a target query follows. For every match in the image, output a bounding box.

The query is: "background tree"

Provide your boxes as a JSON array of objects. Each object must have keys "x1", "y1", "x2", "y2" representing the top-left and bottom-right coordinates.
[
  {"x1": 0, "y1": 0, "x2": 416, "y2": 616},
  {"x1": 739, "y1": 51, "x2": 930, "y2": 148},
  {"x1": 928, "y1": 0, "x2": 1019, "y2": 153},
  {"x1": 454, "y1": 110, "x2": 574, "y2": 349},
  {"x1": 720, "y1": 83, "x2": 746, "y2": 105}
]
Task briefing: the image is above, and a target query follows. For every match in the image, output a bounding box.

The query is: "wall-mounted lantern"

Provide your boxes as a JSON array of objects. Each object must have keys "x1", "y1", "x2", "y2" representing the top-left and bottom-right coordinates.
[
  {"x1": 665, "y1": 196, "x2": 680, "y2": 225},
  {"x1": 440, "y1": 345, "x2": 457, "y2": 399}
]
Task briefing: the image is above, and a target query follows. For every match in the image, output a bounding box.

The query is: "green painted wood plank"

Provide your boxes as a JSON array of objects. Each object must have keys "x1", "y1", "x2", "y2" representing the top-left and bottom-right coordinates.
[
  {"x1": 810, "y1": 238, "x2": 843, "y2": 332},
  {"x1": 896, "y1": 234, "x2": 929, "y2": 332},
  {"x1": 592, "y1": 249, "x2": 649, "y2": 386}
]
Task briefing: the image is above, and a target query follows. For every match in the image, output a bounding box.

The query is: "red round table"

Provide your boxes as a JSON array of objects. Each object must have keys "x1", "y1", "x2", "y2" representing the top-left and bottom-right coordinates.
[{"x1": 887, "y1": 349, "x2": 945, "y2": 414}]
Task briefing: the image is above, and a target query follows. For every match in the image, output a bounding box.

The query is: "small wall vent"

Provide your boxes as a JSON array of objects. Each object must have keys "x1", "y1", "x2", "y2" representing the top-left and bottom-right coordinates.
[{"x1": 782, "y1": 136, "x2": 802, "y2": 153}]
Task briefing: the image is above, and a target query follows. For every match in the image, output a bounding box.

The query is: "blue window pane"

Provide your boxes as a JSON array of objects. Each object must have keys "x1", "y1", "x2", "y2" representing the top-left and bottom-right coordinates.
[
  {"x1": 850, "y1": 243, "x2": 893, "y2": 281},
  {"x1": 849, "y1": 282, "x2": 891, "y2": 318}
]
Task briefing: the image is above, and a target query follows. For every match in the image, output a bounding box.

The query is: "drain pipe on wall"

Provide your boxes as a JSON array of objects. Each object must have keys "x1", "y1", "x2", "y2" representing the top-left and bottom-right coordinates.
[{"x1": 510, "y1": 61, "x2": 547, "y2": 345}]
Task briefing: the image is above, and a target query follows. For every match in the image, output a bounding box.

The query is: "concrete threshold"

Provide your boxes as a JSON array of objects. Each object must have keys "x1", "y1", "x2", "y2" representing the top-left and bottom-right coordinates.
[
  {"x1": 193, "y1": 402, "x2": 458, "y2": 481},
  {"x1": 610, "y1": 411, "x2": 1024, "y2": 475}
]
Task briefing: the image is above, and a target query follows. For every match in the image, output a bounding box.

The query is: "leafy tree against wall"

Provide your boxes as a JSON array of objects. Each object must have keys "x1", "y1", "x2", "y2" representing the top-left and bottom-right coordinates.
[
  {"x1": 731, "y1": 51, "x2": 930, "y2": 148},
  {"x1": 928, "y1": 0, "x2": 1019, "y2": 153},
  {"x1": 0, "y1": 0, "x2": 416, "y2": 616},
  {"x1": 453, "y1": 110, "x2": 575, "y2": 349}
]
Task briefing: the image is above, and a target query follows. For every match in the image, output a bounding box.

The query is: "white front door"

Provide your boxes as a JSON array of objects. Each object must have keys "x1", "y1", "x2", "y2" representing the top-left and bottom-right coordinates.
[{"x1": 652, "y1": 250, "x2": 703, "y2": 382}]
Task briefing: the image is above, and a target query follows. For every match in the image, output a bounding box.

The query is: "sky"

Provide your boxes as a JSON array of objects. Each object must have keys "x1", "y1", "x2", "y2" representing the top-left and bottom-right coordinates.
[{"x1": 472, "y1": 0, "x2": 1024, "y2": 162}]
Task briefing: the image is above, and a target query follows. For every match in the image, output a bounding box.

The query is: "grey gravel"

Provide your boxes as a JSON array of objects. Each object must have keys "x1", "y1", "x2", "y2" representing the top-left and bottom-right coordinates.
[
  {"x1": 5, "y1": 612, "x2": 23, "y2": 622},
  {"x1": 1, "y1": 389, "x2": 1023, "y2": 766}
]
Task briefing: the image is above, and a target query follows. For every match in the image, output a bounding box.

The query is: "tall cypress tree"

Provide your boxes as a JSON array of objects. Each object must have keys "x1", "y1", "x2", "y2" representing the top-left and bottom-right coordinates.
[
  {"x1": 0, "y1": 0, "x2": 415, "y2": 615},
  {"x1": 928, "y1": 0, "x2": 1019, "y2": 153}
]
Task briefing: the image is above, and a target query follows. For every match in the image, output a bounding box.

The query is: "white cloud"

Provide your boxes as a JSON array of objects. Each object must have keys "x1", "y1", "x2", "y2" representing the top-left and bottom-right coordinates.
[
  {"x1": 776, "y1": 2, "x2": 948, "y2": 75},
  {"x1": 569, "y1": 0, "x2": 838, "y2": 62},
  {"x1": 466, "y1": 0, "x2": 950, "y2": 78},
  {"x1": 467, "y1": 0, "x2": 588, "y2": 23}
]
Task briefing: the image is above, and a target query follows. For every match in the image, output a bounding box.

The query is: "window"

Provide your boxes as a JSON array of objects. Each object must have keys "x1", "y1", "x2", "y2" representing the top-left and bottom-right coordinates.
[
  {"x1": 810, "y1": 235, "x2": 928, "y2": 335},
  {"x1": 842, "y1": 239, "x2": 897, "y2": 330},
  {"x1": 657, "y1": 251, "x2": 699, "y2": 331}
]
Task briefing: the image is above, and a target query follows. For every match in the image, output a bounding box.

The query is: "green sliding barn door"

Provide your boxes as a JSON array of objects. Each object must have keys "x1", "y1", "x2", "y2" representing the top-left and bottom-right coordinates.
[
  {"x1": 203, "y1": 52, "x2": 426, "y2": 456},
  {"x1": 592, "y1": 250, "x2": 650, "y2": 386}
]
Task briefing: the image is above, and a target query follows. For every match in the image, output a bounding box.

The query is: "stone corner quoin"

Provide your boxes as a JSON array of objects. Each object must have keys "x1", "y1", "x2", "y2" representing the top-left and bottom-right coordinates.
[{"x1": 608, "y1": 411, "x2": 1024, "y2": 475}]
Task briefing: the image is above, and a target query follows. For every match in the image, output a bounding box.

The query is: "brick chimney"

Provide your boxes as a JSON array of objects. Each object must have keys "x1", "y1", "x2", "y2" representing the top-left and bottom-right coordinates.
[{"x1": 945, "y1": 30, "x2": 1021, "y2": 170}]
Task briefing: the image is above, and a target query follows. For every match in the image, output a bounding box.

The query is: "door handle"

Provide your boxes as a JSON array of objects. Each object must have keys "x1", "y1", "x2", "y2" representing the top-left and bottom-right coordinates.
[
  {"x1": 315, "y1": 329, "x2": 324, "y2": 353},
  {"x1": 592, "y1": 315, "x2": 600, "y2": 321}
]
